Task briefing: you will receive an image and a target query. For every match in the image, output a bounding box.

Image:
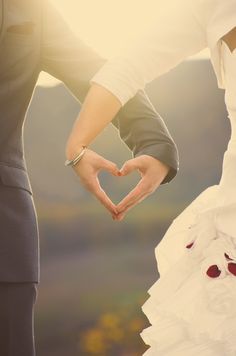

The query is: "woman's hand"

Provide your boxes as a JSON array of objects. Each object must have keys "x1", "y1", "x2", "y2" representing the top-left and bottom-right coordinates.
[{"x1": 70, "y1": 148, "x2": 120, "y2": 216}]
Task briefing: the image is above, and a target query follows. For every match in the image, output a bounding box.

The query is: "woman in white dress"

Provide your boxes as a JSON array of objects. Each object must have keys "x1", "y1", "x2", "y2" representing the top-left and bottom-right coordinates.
[{"x1": 65, "y1": 0, "x2": 236, "y2": 354}]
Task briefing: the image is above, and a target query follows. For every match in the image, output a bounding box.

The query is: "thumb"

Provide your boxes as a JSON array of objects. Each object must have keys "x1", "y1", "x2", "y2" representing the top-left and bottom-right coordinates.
[
  {"x1": 119, "y1": 159, "x2": 138, "y2": 176},
  {"x1": 101, "y1": 159, "x2": 120, "y2": 176}
]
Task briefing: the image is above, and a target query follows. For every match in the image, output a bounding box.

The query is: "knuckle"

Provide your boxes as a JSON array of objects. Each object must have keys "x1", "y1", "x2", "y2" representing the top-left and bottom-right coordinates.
[
  {"x1": 103, "y1": 159, "x2": 110, "y2": 166},
  {"x1": 125, "y1": 159, "x2": 133, "y2": 167},
  {"x1": 125, "y1": 163, "x2": 134, "y2": 172},
  {"x1": 111, "y1": 163, "x2": 118, "y2": 170},
  {"x1": 122, "y1": 163, "x2": 129, "y2": 170},
  {"x1": 97, "y1": 159, "x2": 106, "y2": 168},
  {"x1": 104, "y1": 160, "x2": 116, "y2": 171},
  {"x1": 135, "y1": 186, "x2": 143, "y2": 195}
]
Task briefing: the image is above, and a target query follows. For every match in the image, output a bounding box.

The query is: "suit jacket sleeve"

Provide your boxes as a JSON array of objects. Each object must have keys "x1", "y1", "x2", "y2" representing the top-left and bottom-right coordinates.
[{"x1": 40, "y1": 0, "x2": 179, "y2": 184}]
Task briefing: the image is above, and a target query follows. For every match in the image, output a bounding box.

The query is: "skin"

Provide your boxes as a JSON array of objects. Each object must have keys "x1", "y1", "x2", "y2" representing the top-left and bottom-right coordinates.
[
  {"x1": 222, "y1": 26, "x2": 236, "y2": 52},
  {"x1": 66, "y1": 83, "x2": 170, "y2": 221},
  {"x1": 66, "y1": 27, "x2": 236, "y2": 222}
]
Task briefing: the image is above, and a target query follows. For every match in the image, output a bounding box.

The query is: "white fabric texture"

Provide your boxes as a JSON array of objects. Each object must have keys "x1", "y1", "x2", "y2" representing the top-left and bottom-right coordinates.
[
  {"x1": 139, "y1": 40, "x2": 236, "y2": 355},
  {"x1": 91, "y1": 0, "x2": 236, "y2": 106}
]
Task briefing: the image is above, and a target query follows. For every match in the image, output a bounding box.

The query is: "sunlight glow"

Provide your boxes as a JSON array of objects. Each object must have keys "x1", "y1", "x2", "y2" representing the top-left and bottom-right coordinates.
[{"x1": 38, "y1": 0, "x2": 210, "y2": 86}]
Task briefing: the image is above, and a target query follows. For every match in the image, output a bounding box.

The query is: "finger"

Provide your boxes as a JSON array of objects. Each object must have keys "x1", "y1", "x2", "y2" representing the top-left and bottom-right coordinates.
[
  {"x1": 113, "y1": 190, "x2": 149, "y2": 221},
  {"x1": 85, "y1": 178, "x2": 118, "y2": 215},
  {"x1": 112, "y1": 212, "x2": 126, "y2": 221},
  {"x1": 96, "y1": 189, "x2": 117, "y2": 215},
  {"x1": 119, "y1": 158, "x2": 140, "y2": 176},
  {"x1": 116, "y1": 179, "x2": 151, "y2": 213},
  {"x1": 100, "y1": 159, "x2": 120, "y2": 177},
  {"x1": 118, "y1": 190, "x2": 149, "y2": 216},
  {"x1": 112, "y1": 209, "x2": 125, "y2": 221}
]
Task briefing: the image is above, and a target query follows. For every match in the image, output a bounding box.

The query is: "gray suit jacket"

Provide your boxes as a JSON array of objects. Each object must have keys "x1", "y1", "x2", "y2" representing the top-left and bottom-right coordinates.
[{"x1": 0, "y1": 0, "x2": 179, "y2": 283}]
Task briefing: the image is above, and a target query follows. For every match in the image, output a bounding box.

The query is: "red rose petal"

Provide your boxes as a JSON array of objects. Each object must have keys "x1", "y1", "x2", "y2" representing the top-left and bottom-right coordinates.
[
  {"x1": 206, "y1": 265, "x2": 221, "y2": 278},
  {"x1": 227, "y1": 262, "x2": 236, "y2": 276},
  {"x1": 224, "y1": 253, "x2": 234, "y2": 261},
  {"x1": 186, "y1": 242, "x2": 194, "y2": 249}
]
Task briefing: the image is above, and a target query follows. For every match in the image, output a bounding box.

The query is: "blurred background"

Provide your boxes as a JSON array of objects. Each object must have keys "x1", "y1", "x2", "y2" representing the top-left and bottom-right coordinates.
[{"x1": 23, "y1": 1, "x2": 231, "y2": 355}]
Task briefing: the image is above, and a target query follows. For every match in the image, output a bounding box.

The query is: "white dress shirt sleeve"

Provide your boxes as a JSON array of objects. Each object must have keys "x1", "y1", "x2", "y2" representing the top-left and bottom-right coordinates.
[{"x1": 91, "y1": 0, "x2": 207, "y2": 106}]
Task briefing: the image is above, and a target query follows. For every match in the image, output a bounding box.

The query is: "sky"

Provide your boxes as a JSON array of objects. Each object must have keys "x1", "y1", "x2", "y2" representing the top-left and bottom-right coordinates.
[{"x1": 38, "y1": 0, "x2": 210, "y2": 86}]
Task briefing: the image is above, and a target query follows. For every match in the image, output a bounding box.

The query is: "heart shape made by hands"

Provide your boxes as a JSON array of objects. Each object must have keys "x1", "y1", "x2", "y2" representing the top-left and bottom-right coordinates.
[{"x1": 98, "y1": 168, "x2": 140, "y2": 206}]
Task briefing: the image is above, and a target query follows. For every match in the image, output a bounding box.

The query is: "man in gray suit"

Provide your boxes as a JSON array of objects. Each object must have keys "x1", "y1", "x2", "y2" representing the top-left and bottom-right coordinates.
[{"x1": 0, "y1": 0, "x2": 179, "y2": 354}]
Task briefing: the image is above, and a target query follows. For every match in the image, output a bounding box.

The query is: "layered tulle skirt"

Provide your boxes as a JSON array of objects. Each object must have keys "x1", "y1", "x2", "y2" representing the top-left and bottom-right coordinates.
[{"x1": 140, "y1": 184, "x2": 236, "y2": 356}]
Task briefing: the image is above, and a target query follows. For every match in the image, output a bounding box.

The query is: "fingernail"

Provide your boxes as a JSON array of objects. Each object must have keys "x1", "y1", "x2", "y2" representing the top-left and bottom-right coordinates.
[{"x1": 117, "y1": 171, "x2": 122, "y2": 176}]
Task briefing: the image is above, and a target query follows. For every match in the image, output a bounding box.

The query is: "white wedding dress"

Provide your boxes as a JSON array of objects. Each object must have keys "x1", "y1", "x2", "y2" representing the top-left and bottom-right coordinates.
[{"x1": 140, "y1": 40, "x2": 236, "y2": 356}]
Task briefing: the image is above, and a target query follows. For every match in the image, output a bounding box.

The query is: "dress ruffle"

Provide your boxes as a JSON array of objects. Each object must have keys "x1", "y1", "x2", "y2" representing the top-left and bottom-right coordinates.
[{"x1": 140, "y1": 185, "x2": 236, "y2": 355}]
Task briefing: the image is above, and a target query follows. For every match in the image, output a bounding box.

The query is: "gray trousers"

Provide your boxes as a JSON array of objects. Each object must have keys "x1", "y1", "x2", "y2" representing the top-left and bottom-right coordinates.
[{"x1": 0, "y1": 282, "x2": 37, "y2": 356}]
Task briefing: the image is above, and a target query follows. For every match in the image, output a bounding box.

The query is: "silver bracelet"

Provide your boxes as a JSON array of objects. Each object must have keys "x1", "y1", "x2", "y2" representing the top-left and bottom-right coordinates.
[{"x1": 64, "y1": 146, "x2": 87, "y2": 167}]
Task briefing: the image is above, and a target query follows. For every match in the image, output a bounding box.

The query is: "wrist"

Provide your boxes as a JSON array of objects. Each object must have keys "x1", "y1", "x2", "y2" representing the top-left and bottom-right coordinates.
[
  {"x1": 65, "y1": 145, "x2": 87, "y2": 167},
  {"x1": 65, "y1": 143, "x2": 88, "y2": 161}
]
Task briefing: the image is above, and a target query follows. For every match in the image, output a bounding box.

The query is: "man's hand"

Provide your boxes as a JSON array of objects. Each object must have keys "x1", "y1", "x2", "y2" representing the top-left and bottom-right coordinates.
[
  {"x1": 70, "y1": 149, "x2": 170, "y2": 220},
  {"x1": 112, "y1": 155, "x2": 170, "y2": 221},
  {"x1": 71, "y1": 148, "x2": 120, "y2": 216}
]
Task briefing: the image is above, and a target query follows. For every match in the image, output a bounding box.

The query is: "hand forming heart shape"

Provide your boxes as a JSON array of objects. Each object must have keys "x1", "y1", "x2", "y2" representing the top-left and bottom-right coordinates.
[{"x1": 72, "y1": 148, "x2": 170, "y2": 221}]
